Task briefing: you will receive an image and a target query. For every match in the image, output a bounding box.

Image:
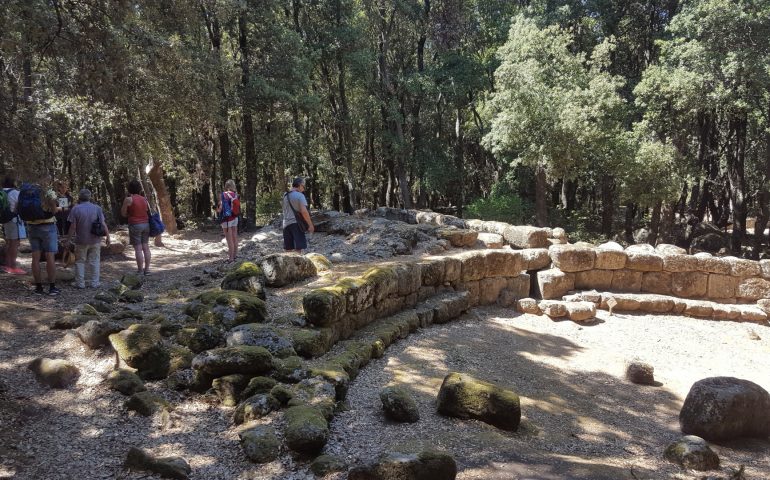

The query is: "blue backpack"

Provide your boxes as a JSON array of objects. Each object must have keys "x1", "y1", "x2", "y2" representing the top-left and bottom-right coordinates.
[{"x1": 17, "y1": 183, "x2": 50, "y2": 222}]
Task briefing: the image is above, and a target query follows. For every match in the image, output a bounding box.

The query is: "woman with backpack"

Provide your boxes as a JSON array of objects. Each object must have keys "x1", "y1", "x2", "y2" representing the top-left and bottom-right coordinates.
[
  {"x1": 121, "y1": 179, "x2": 152, "y2": 275},
  {"x1": 217, "y1": 179, "x2": 240, "y2": 262},
  {"x1": 1, "y1": 175, "x2": 26, "y2": 275}
]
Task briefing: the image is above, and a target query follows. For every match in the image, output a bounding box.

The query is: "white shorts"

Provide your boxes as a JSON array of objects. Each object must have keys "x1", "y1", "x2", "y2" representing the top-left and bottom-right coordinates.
[
  {"x1": 221, "y1": 218, "x2": 239, "y2": 228},
  {"x1": 3, "y1": 219, "x2": 26, "y2": 240}
]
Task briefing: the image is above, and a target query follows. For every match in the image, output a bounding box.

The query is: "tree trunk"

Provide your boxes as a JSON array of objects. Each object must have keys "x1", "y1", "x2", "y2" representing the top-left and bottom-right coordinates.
[
  {"x1": 727, "y1": 116, "x2": 747, "y2": 254},
  {"x1": 600, "y1": 174, "x2": 614, "y2": 236},
  {"x1": 239, "y1": 12, "x2": 257, "y2": 228},
  {"x1": 649, "y1": 201, "x2": 662, "y2": 245},
  {"x1": 147, "y1": 159, "x2": 178, "y2": 234},
  {"x1": 560, "y1": 178, "x2": 577, "y2": 211},
  {"x1": 535, "y1": 166, "x2": 548, "y2": 227},
  {"x1": 454, "y1": 105, "x2": 464, "y2": 216},
  {"x1": 96, "y1": 145, "x2": 122, "y2": 223},
  {"x1": 659, "y1": 202, "x2": 676, "y2": 244}
]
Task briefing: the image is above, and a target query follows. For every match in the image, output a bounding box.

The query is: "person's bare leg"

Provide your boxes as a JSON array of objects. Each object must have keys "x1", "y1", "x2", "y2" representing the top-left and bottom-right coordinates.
[
  {"x1": 142, "y1": 242, "x2": 151, "y2": 272},
  {"x1": 31, "y1": 251, "x2": 41, "y2": 283},
  {"x1": 133, "y1": 244, "x2": 144, "y2": 272},
  {"x1": 154, "y1": 233, "x2": 164, "y2": 247},
  {"x1": 232, "y1": 228, "x2": 238, "y2": 259},
  {"x1": 45, "y1": 252, "x2": 56, "y2": 283},
  {"x1": 7, "y1": 239, "x2": 19, "y2": 269}
]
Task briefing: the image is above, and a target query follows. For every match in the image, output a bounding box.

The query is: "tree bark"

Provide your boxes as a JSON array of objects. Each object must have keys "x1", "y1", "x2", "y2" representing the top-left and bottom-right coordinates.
[
  {"x1": 649, "y1": 201, "x2": 662, "y2": 245},
  {"x1": 147, "y1": 159, "x2": 178, "y2": 234},
  {"x1": 727, "y1": 116, "x2": 747, "y2": 254},
  {"x1": 600, "y1": 174, "x2": 614, "y2": 236},
  {"x1": 535, "y1": 166, "x2": 548, "y2": 227},
  {"x1": 239, "y1": 12, "x2": 257, "y2": 227}
]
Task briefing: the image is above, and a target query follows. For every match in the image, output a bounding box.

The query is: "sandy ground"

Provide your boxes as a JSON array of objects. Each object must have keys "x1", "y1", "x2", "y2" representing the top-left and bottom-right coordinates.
[{"x1": 0, "y1": 227, "x2": 769, "y2": 479}]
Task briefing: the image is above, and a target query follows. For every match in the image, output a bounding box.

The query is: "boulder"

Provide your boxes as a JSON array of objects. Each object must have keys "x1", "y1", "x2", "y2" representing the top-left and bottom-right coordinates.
[
  {"x1": 565, "y1": 301, "x2": 596, "y2": 321},
  {"x1": 691, "y1": 233, "x2": 727, "y2": 253},
  {"x1": 233, "y1": 394, "x2": 281, "y2": 424},
  {"x1": 306, "y1": 253, "x2": 332, "y2": 272},
  {"x1": 671, "y1": 272, "x2": 708, "y2": 298},
  {"x1": 284, "y1": 405, "x2": 329, "y2": 454},
  {"x1": 109, "y1": 325, "x2": 170, "y2": 380},
  {"x1": 288, "y1": 377, "x2": 337, "y2": 417},
  {"x1": 476, "y1": 232, "x2": 504, "y2": 249},
  {"x1": 120, "y1": 273, "x2": 143, "y2": 290},
  {"x1": 540, "y1": 300, "x2": 568, "y2": 318},
  {"x1": 537, "y1": 269, "x2": 575, "y2": 300},
  {"x1": 241, "y1": 376, "x2": 278, "y2": 399},
  {"x1": 552, "y1": 227, "x2": 568, "y2": 242},
  {"x1": 191, "y1": 290, "x2": 267, "y2": 327},
  {"x1": 105, "y1": 369, "x2": 146, "y2": 395},
  {"x1": 212, "y1": 374, "x2": 250, "y2": 407},
  {"x1": 75, "y1": 320, "x2": 123, "y2": 349},
  {"x1": 303, "y1": 287, "x2": 347, "y2": 327},
  {"x1": 549, "y1": 244, "x2": 595, "y2": 272},
  {"x1": 28, "y1": 358, "x2": 79, "y2": 388},
  {"x1": 664, "y1": 436, "x2": 719, "y2": 471},
  {"x1": 221, "y1": 262, "x2": 266, "y2": 299},
  {"x1": 259, "y1": 253, "x2": 317, "y2": 287},
  {"x1": 736, "y1": 277, "x2": 770, "y2": 301},
  {"x1": 502, "y1": 226, "x2": 550, "y2": 249},
  {"x1": 226, "y1": 324, "x2": 296, "y2": 358},
  {"x1": 595, "y1": 242, "x2": 627, "y2": 270},
  {"x1": 626, "y1": 244, "x2": 655, "y2": 254},
  {"x1": 380, "y1": 385, "x2": 420, "y2": 423},
  {"x1": 348, "y1": 451, "x2": 457, "y2": 480},
  {"x1": 119, "y1": 290, "x2": 144, "y2": 303},
  {"x1": 192, "y1": 346, "x2": 273, "y2": 377},
  {"x1": 656, "y1": 244, "x2": 687, "y2": 255},
  {"x1": 240, "y1": 425, "x2": 280, "y2": 464},
  {"x1": 680, "y1": 377, "x2": 770, "y2": 440},
  {"x1": 435, "y1": 227, "x2": 478, "y2": 247},
  {"x1": 176, "y1": 325, "x2": 224, "y2": 353},
  {"x1": 272, "y1": 355, "x2": 309, "y2": 383},
  {"x1": 290, "y1": 328, "x2": 336, "y2": 358},
  {"x1": 626, "y1": 362, "x2": 655, "y2": 385},
  {"x1": 124, "y1": 447, "x2": 190, "y2": 480},
  {"x1": 517, "y1": 298, "x2": 541, "y2": 315},
  {"x1": 436, "y1": 372, "x2": 520, "y2": 431},
  {"x1": 125, "y1": 391, "x2": 170, "y2": 416},
  {"x1": 310, "y1": 454, "x2": 348, "y2": 477}
]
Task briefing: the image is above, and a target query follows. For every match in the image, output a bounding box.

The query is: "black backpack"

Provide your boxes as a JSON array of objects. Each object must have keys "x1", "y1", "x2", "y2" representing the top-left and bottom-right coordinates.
[{"x1": 91, "y1": 214, "x2": 106, "y2": 237}]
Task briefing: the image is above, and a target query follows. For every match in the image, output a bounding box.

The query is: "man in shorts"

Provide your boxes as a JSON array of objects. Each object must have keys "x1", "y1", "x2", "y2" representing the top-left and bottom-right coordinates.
[
  {"x1": 22, "y1": 174, "x2": 61, "y2": 295},
  {"x1": 2, "y1": 175, "x2": 26, "y2": 274},
  {"x1": 282, "y1": 177, "x2": 314, "y2": 253}
]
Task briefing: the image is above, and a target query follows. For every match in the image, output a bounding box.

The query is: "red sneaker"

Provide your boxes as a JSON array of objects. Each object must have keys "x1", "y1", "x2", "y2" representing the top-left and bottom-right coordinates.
[{"x1": 10, "y1": 267, "x2": 27, "y2": 275}]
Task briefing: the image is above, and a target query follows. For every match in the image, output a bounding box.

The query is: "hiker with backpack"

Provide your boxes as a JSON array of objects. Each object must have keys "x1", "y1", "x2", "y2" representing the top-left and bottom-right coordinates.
[
  {"x1": 281, "y1": 176, "x2": 314, "y2": 253},
  {"x1": 121, "y1": 179, "x2": 153, "y2": 276},
  {"x1": 1, "y1": 175, "x2": 26, "y2": 275},
  {"x1": 54, "y1": 179, "x2": 74, "y2": 236},
  {"x1": 66, "y1": 189, "x2": 110, "y2": 288},
  {"x1": 18, "y1": 174, "x2": 62, "y2": 295},
  {"x1": 216, "y1": 179, "x2": 241, "y2": 262}
]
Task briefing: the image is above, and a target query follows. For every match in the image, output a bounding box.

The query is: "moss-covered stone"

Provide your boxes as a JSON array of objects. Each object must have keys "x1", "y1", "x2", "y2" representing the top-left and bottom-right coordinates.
[
  {"x1": 94, "y1": 291, "x2": 118, "y2": 304},
  {"x1": 269, "y1": 384, "x2": 294, "y2": 405},
  {"x1": 120, "y1": 273, "x2": 144, "y2": 290},
  {"x1": 109, "y1": 324, "x2": 170, "y2": 380},
  {"x1": 111, "y1": 310, "x2": 144, "y2": 321},
  {"x1": 193, "y1": 289, "x2": 267, "y2": 327},
  {"x1": 287, "y1": 377, "x2": 336, "y2": 420},
  {"x1": 271, "y1": 355, "x2": 308, "y2": 383},
  {"x1": 78, "y1": 303, "x2": 100, "y2": 316},
  {"x1": 310, "y1": 454, "x2": 347, "y2": 476},
  {"x1": 109, "y1": 282, "x2": 129, "y2": 297},
  {"x1": 191, "y1": 346, "x2": 273, "y2": 377},
  {"x1": 124, "y1": 447, "x2": 190, "y2": 480},
  {"x1": 436, "y1": 372, "x2": 520, "y2": 431},
  {"x1": 212, "y1": 374, "x2": 250, "y2": 407},
  {"x1": 150, "y1": 314, "x2": 184, "y2": 337},
  {"x1": 119, "y1": 290, "x2": 144, "y2": 303},
  {"x1": 241, "y1": 376, "x2": 278, "y2": 400},
  {"x1": 284, "y1": 405, "x2": 329, "y2": 455},
  {"x1": 28, "y1": 358, "x2": 80, "y2": 388},
  {"x1": 168, "y1": 345, "x2": 193, "y2": 373},
  {"x1": 226, "y1": 324, "x2": 296, "y2": 358},
  {"x1": 664, "y1": 436, "x2": 720, "y2": 471},
  {"x1": 51, "y1": 314, "x2": 93, "y2": 330},
  {"x1": 125, "y1": 391, "x2": 170, "y2": 416},
  {"x1": 290, "y1": 328, "x2": 335, "y2": 358},
  {"x1": 105, "y1": 369, "x2": 146, "y2": 396},
  {"x1": 306, "y1": 253, "x2": 332, "y2": 272},
  {"x1": 260, "y1": 253, "x2": 317, "y2": 287},
  {"x1": 380, "y1": 385, "x2": 420, "y2": 423},
  {"x1": 233, "y1": 394, "x2": 280, "y2": 424},
  {"x1": 76, "y1": 320, "x2": 123, "y2": 349},
  {"x1": 221, "y1": 262, "x2": 266, "y2": 300},
  {"x1": 239, "y1": 425, "x2": 280, "y2": 464},
  {"x1": 308, "y1": 364, "x2": 350, "y2": 401},
  {"x1": 348, "y1": 450, "x2": 457, "y2": 480},
  {"x1": 89, "y1": 300, "x2": 113, "y2": 314},
  {"x1": 176, "y1": 324, "x2": 224, "y2": 353},
  {"x1": 362, "y1": 266, "x2": 398, "y2": 303},
  {"x1": 302, "y1": 287, "x2": 347, "y2": 326}
]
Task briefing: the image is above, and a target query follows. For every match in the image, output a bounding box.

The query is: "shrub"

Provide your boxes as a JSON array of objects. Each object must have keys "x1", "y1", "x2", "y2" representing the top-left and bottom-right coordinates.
[{"x1": 465, "y1": 191, "x2": 532, "y2": 224}]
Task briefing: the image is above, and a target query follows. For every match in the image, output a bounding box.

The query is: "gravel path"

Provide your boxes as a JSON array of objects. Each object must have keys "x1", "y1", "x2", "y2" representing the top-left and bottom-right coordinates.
[{"x1": 326, "y1": 308, "x2": 770, "y2": 479}]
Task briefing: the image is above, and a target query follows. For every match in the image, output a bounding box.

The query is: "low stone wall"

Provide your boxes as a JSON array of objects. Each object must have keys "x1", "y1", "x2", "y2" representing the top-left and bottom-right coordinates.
[
  {"x1": 535, "y1": 242, "x2": 770, "y2": 322},
  {"x1": 302, "y1": 249, "x2": 531, "y2": 344}
]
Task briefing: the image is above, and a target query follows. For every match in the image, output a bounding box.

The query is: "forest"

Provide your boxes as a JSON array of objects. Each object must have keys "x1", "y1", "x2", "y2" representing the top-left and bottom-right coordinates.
[{"x1": 1, "y1": 0, "x2": 769, "y2": 255}]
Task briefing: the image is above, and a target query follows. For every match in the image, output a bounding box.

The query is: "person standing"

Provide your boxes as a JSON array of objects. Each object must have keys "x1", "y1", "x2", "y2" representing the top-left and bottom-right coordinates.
[
  {"x1": 282, "y1": 177, "x2": 314, "y2": 253},
  {"x1": 216, "y1": 179, "x2": 240, "y2": 262},
  {"x1": 1, "y1": 175, "x2": 26, "y2": 274},
  {"x1": 19, "y1": 174, "x2": 61, "y2": 295},
  {"x1": 54, "y1": 179, "x2": 73, "y2": 236},
  {"x1": 67, "y1": 189, "x2": 110, "y2": 288},
  {"x1": 121, "y1": 179, "x2": 152, "y2": 275}
]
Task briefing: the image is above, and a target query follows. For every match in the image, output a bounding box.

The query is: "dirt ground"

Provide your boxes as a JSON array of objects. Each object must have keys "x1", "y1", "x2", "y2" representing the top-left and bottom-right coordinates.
[{"x1": 0, "y1": 227, "x2": 769, "y2": 479}]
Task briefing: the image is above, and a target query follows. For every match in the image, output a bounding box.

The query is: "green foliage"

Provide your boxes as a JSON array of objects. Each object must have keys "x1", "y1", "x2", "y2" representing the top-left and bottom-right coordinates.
[
  {"x1": 465, "y1": 184, "x2": 532, "y2": 224},
  {"x1": 256, "y1": 191, "x2": 283, "y2": 217}
]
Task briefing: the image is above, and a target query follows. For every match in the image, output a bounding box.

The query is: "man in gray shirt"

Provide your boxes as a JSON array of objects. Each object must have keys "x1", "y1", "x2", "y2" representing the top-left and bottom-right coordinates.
[
  {"x1": 282, "y1": 177, "x2": 314, "y2": 252},
  {"x1": 67, "y1": 189, "x2": 111, "y2": 288}
]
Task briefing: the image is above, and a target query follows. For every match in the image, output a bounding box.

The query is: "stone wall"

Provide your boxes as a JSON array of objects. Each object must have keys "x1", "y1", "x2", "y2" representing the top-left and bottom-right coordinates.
[{"x1": 302, "y1": 249, "x2": 531, "y2": 343}]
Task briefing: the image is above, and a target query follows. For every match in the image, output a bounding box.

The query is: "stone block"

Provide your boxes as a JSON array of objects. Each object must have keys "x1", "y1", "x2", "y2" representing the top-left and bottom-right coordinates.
[
  {"x1": 540, "y1": 300, "x2": 567, "y2": 318},
  {"x1": 442, "y1": 256, "x2": 462, "y2": 284},
  {"x1": 656, "y1": 244, "x2": 687, "y2": 255},
  {"x1": 476, "y1": 232, "x2": 504, "y2": 248},
  {"x1": 638, "y1": 295, "x2": 675, "y2": 313},
  {"x1": 683, "y1": 300, "x2": 713, "y2": 318},
  {"x1": 663, "y1": 254, "x2": 699, "y2": 273},
  {"x1": 711, "y1": 304, "x2": 740, "y2": 321},
  {"x1": 595, "y1": 249, "x2": 627, "y2": 270},
  {"x1": 419, "y1": 257, "x2": 446, "y2": 286},
  {"x1": 506, "y1": 274, "x2": 531, "y2": 299},
  {"x1": 626, "y1": 253, "x2": 663, "y2": 272},
  {"x1": 739, "y1": 305, "x2": 768, "y2": 323},
  {"x1": 517, "y1": 298, "x2": 541, "y2": 315},
  {"x1": 725, "y1": 257, "x2": 761, "y2": 277},
  {"x1": 672, "y1": 272, "x2": 708, "y2": 298},
  {"x1": 737, "y1": 277, "x2": 770, "y2": 301},
  {"x1": 484, "y1": 250, "x2": 523, "y2": 277},
  {"x1": 520, "y1": 248, "x2": 551, "y2": 271},
  {"x1": 393, "y1": 263, "x2": 422, "y2": 297},
  {"x1": 757, "y1": 298, "x2": 770, "y2": 315},
  {"x1": 575, "y1": 270, "x2": 613, "y2": 290},
  {"x1": 611, "y1": 270, "x2": 642, "y2": 292},
  {"x1": 479, "y1": 277, "x2": 508, "y2": 305},
  {"x1": 565, "y1": 301, "x2": 596, "y2": 321},
  {"x1": 641, "y1": 272, "x2": 672, "y2": 295},
  {"x1": 601, "y1": 293, "x2": 640, "y2": 311},
  {"x1": 549, "y1": 245, "x2": 596, "y2": 272},
  {"x1": 707, "y1": 274, "x2": 737, "y2": 300},
  {"x1": 761, "y1": 260, "x2": 770, "y2": 279},
  {"x1": 503, "y1": 226, "x2": 550, "y2": 249},
  {"x1": 694, "y1": 254, "x2": 730, "y2": 275},
  {"x1": 456, "y1": 251, "x2": 486, "y2": 282},
  {"x1": 536, "y1": 269, "x2": 575, "y2": 300}
]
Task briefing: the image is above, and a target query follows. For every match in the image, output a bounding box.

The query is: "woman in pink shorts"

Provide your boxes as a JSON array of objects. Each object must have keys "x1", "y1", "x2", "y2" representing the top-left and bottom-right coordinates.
[{"x1": 217, "y1": 179, "x2": 240, "y2": 262}]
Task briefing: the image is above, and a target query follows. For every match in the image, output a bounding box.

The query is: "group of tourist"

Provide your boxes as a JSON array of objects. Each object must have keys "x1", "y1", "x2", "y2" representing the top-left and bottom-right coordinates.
[{"x1": 1, "y1": 173, "x2": 315, "y2": 297}]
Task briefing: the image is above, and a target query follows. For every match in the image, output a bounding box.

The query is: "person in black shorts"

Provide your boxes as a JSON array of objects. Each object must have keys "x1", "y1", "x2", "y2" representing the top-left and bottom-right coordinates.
[{"x1": 281, "y1": 177, "x2": 314, "y2": 252}]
